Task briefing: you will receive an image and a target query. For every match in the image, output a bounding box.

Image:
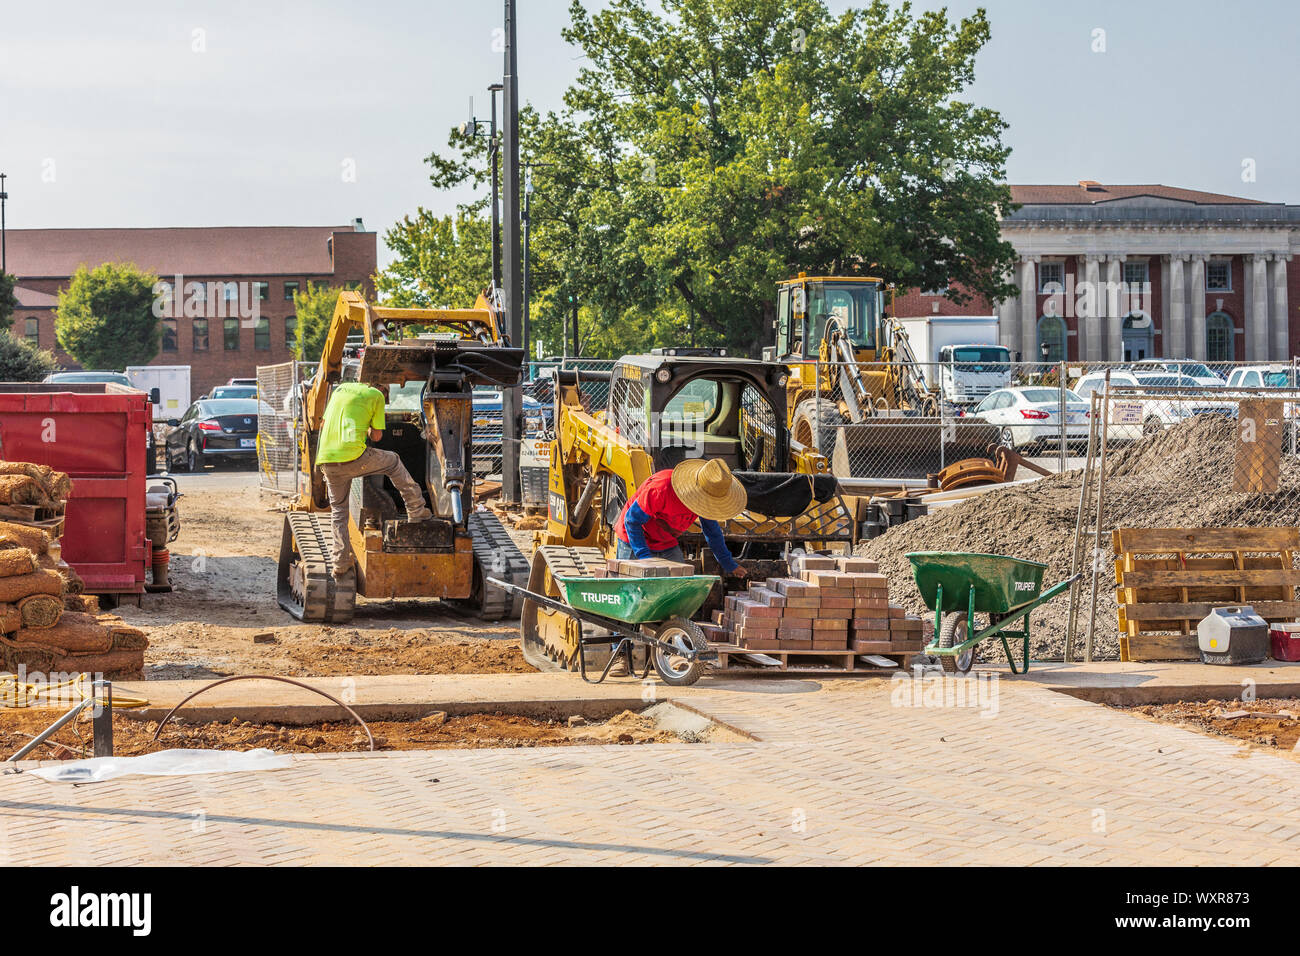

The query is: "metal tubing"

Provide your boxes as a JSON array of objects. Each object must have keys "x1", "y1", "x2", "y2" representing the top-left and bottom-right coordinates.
[
  {"x1": 1083, "y1": 371, "x2": 1114, "y2": 662},
  {"x1": 7, "y1": 698, "x2": 94, "y2": 763}
]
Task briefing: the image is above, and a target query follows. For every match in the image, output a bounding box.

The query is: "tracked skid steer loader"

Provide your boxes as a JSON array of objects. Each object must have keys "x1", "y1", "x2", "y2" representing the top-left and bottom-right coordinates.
[{"x1": 276, "y1": 290, "x2": 530, "y2": 623}]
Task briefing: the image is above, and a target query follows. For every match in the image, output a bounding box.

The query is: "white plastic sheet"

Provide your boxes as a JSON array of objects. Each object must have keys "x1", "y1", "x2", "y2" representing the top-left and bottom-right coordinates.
[{"x1": 30, "y1": 748, "x2": 293, "y2": 783}]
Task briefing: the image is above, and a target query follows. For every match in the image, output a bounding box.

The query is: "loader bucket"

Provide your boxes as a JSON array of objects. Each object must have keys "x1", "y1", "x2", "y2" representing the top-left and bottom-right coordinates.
[{"x1": 829, "y1": 415, "x2": 1002, "y2": 480}]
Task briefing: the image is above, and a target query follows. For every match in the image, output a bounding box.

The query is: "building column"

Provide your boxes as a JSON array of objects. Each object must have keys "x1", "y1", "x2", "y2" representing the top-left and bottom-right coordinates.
[
  {"x1": 1251, "y1": 254, "x2": 1270, "y2": 360},
  {"x1": 1271, "y1": 254, "x2": 1291, "y2": 360},
  {"x1": 997, "y1": 261, "x2": 1021, "y2": 356},
  {"x1": 1105, "y1": 256, "x2": 1124, "y2": 362},
  {"x1": 1082, "y1": 255, "x2": 1102, "y2": 360},
  {"x1": 1019, "y1": 257, "x2": 1038, "y2": 361},
  {"x1": 1189, "y1": 255, "x2": 1207, "y2": 361},
  {"x1": 1167, "y1": 255, "x2": 1187, "y2": 359}
]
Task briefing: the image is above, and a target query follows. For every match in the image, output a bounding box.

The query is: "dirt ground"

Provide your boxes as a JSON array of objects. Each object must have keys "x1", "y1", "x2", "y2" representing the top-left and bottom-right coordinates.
[
  {"x1": 1116, "y1": 697, "x2": 1300, "y2": 754},
  {"x1": 0, "y1": 705, "x2": 716, "y2": 759},
  {"x1": 115, "y1": 475, "x2": 534, "y2": 679}
]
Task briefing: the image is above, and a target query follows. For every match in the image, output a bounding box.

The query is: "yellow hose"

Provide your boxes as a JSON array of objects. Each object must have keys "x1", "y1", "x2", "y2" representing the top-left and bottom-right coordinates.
[{"x1": 0, "y1": 672, "x2": 149, "y2": 711}]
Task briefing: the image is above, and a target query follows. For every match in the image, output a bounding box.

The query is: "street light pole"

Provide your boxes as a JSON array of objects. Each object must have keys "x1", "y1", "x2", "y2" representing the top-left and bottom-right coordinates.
[
  {"x1": 1, "y1": 172, "x2": 8, "y2": 274},
  {"x1": 500, "y1": 0, "x2": 523, "y2": 504},
  {"x1": 488, "y1": 84, "x2": 503, "y2": 295},
  {"x1": 522, "y1": 171, "x2": 532, "y2": 365}
]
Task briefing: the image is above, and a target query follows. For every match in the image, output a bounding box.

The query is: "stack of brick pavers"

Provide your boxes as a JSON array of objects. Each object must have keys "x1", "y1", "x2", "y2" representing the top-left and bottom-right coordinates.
[
  {"x1": 715, "y1": 554, "x2": 925, "y2": 658},
  {"x1": 593, "y1": 558, "x2": 696, "y2": 578}
]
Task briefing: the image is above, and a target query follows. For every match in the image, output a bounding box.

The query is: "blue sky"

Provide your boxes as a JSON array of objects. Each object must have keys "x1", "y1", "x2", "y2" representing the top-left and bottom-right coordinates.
[{"x1": 2, "y1": 0, "x2": 1296, "y2": 264}]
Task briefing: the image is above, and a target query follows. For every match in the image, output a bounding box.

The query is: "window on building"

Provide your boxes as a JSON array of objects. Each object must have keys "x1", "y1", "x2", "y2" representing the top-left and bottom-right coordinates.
[
  {"x1": 284, "y1": 281, "x2": 299, "y2": 301},
  {"x1": 284, "y1": 315, "x2": 297, "y2": 350},
  {"x1": 1123, "y1": 261, "x2": 1149, "y2": 286},
  {"x1": 1036, "y1": 315, "x2": 1066, "y2": 362},
  {"x1": 344, "y1": 280, "x2": 363, "y2": 292},
  {"x1": 155, "y1": 281, "x2": 173, "y2": 316},
  {"x1": 24, "y1": 317, "x2": 39, "y2": 345},
  {"x1": 193, "y1": 318, "x2": 209, "y2": 351},
  {"x1": 223, "y1": 282, "x2": 239, "y2": 303},
  {"x1": 224, "y1": 317, "x2": 240, "y2": 351},
  {"x1": 1206, "y1": 261, "x2": 1232, "y2": 291},
  {"x1": 162, "y1": 319, "x2": 178, "y2": 352},
  {"x1": 255, "y1": 282, "x2": 270, "y2": 301},
  {"x1": 1206, "y1": 312, "x2": 1234, "y2": 363},
  {"x1": 1038, "y1": 263, "x2": 1065, "y2": 294},
  {"x1": 922, "y1": 283, "x2": 949, "y2": 297},
  {"x1": 254, "y1": 317, "x2": 271, "y2": 351}
]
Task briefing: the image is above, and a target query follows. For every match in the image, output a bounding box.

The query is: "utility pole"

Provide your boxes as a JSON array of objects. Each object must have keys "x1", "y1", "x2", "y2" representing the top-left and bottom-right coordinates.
[
  {"x1": 1, "y1": 173, "x2": 8, "y2": 274},
  {"x1": 488, "y1": 83, "x2": 503, "y2": 293},
  {"x1": 500, "y1": 0, "x2": 523, "y2": 503},
  {"x1": 521, "y1": 170, "x2": 532, "y2": 365}
]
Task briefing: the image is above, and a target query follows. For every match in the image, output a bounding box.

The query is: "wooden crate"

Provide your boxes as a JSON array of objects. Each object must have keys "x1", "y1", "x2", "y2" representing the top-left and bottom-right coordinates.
[{"x1": 1112, "y1": 527, "x2": 1300, "y2": 661}]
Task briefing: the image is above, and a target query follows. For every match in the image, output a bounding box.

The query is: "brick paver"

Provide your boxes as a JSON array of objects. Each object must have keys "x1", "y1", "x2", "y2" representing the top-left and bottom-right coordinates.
[{"x1": 1, "y1": 673, "x2": 1298, "y2": 865}]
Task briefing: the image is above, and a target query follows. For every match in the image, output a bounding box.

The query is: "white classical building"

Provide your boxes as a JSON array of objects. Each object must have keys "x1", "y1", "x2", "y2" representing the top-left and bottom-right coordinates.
[{"x1": 897, "y1": 183, "x2": 1300, "y2": 364}]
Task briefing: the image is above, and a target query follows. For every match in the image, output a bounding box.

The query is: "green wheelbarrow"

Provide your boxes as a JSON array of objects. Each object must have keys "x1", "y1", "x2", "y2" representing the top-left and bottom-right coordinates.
[
  {"x1": 491, "y1": 572, "x2": 719, "y2": 686},
  {"x1": 906, "y1": 552, "x2": 1080, "y2": 674}
]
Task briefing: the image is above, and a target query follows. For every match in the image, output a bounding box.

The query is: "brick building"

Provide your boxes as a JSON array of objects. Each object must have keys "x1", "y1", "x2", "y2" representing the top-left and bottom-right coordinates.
[
  {"x1": 6, "y1": 223, "x2": 376, "y2": 395},
  {"x1": 891, "y1": 183, "x2": 1300, "y2": 363}
]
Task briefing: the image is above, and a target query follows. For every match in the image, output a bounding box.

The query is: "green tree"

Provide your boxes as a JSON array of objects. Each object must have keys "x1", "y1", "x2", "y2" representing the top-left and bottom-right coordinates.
[
  {"x1": 292, "y1": 283, "x2": 342, "y2": 361},
  {"x1": 375, "y1": 208, "x2": 491, "y2": 308},
  {"x1": 0, "y1": 272, "x2": 17, "y2": 334},
  {"x1": 561, "y1": 0, "x2": 1019, "y2": 354},
  {"x1": 55, "y1": 262, "x2": 160, "y2": 369},
  {"x1": 0, "y1": 333, "x2": 57, "y2": 381}
]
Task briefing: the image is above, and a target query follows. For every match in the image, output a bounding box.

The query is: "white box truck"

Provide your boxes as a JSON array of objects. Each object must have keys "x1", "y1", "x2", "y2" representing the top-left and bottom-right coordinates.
[
  {"x1": 892, "y1": 316, "x2": 1011, "y2": 406},
  {"x1": 125, "y1": 365, "x2": 191, "y2": 422}
]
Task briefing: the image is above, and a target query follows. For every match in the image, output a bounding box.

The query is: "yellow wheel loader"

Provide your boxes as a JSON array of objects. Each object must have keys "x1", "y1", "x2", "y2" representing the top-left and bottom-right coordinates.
[
  {"x1": 769, "y1": 274, "x2": 999, "y2": 479},
  {"x1": 276, "y1": 290, "x2": 530, "y2": 623},
  {"x1": 519, "y1": 349, "x2": 857, "y2": 672}
]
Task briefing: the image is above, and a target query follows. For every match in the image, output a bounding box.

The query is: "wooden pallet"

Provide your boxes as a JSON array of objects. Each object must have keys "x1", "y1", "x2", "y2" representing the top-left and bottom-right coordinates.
[
  {"x1": 710, "y1": 642, "x2": 917, "y2": 673},
  {"x1": 1112, "y1": 527, "x2": 1300, "y2": 661}
]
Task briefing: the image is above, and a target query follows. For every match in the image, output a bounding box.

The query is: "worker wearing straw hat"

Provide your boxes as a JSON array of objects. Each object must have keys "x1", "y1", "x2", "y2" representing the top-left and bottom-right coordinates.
[{"x1": 614, "y1": 458, "x2": 748, "y2": 579}]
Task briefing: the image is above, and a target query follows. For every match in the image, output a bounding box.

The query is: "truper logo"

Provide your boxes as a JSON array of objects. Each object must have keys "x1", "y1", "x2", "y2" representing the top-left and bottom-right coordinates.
[
  {"x1": 580, "y1": 592, "x2": 622, "y2": 606},
  {"x1": 49, "y1": 886, "x2": 151, "y2": 936}
]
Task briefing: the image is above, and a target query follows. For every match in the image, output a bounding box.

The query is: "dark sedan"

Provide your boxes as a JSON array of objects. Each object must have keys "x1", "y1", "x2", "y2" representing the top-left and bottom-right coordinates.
[{"x1": 164, "y1": 398, "x2": 259, "y2": 471}]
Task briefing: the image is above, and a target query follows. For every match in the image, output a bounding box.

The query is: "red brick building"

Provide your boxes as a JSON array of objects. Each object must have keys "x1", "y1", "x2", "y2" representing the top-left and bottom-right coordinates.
[
  {"x1": 6, "y1": 223, "x2": 376, "y2": 395},
  {"x1": 892, "y1": 183, "x2": 1300, "y2": 363}
]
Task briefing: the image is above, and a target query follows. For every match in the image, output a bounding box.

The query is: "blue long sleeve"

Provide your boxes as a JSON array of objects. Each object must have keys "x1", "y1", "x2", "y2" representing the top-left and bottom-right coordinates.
[
  {"x1": 700, "y1": 518, "x2": 738, "y2": 573},
  {"x1": 623, "y1": 502, "x2": 653, "y2": 558}
]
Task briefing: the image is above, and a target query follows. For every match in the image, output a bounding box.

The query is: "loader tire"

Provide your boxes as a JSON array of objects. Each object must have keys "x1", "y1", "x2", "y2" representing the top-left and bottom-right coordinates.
[{"x1": 791, "y1": 399, "x2": 844, "y2": 457}]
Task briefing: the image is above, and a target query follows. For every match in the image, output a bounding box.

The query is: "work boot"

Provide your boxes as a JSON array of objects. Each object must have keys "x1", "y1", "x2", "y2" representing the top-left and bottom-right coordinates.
[
  {"x1": 405, "y1": 506, "x2": 433, "y2": 523},
  {"x1": 332, "y1": 560, "x2": 354, "y2": 579}
]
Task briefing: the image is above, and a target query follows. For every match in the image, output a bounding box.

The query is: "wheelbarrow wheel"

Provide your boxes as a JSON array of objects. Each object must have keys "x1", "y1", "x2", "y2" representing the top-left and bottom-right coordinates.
[
  {"x1": 651, "y1": 617, "x2": 708, "y2": 687},
  {"x1": 937, "y1": 611, "x2": 976, "y2": 674}
]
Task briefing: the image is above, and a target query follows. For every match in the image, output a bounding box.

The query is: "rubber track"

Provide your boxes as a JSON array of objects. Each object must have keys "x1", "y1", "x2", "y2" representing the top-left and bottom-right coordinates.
[
  {"x1": 463, "y1": 509, "x2": 530, "y2": 620},
  {"x1": 277, "y1": 512, "x2": 356, "y2": 623}
]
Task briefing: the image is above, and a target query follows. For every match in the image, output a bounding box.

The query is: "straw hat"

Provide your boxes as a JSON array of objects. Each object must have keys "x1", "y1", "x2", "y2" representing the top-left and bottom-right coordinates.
[{"x1": 671, "y1": 458, "x2": 747, "y2": 521}]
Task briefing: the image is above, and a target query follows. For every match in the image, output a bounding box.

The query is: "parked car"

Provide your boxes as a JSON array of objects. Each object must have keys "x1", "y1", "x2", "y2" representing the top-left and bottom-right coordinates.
[
  {"x1": 1132, "y1": 359, "x2": 1224, "y2": 386},
  {"x1": 208, "y1": 385, "x2": 258, "y2": 400},
  {"x1": 1074, "y1": 371, "x2": 1235, "y2": 441},
  {"x1": 164, "y1": 398, "x2": 259, "y2": 471},
  {"x1": 42, "y1": 370, "x2": 134, "y2": 388},
  {"x1": 1224, "y1": 365, "x2": 1297, "y2": 389},
  {"x1": 972, "y1": 386, "x2": 1090, "y2": 451},
  {"x1": 226, "y1": 377, "x2": 258, "y2": 387},
  {"x1": 471, "y1": 388, "x2": 551, "y2": 477}
]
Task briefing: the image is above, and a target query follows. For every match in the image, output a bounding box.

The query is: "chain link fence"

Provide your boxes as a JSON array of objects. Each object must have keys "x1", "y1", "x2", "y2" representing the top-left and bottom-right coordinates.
[
  {"x1": 255, "y1": 361, "x2": 316, "y2": 495},
  {"x1": 1064, "y1": 381, "x2": 1300, "y2": 661}
]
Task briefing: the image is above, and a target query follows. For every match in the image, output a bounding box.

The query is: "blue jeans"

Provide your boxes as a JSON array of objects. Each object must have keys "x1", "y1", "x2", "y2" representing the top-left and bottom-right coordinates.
[{"x1": 615, "y1": 538, "x2": 685, "y2": 563}]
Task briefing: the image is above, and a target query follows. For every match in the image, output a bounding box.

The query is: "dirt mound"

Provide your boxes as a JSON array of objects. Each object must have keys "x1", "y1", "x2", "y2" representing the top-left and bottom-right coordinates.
[{"x1": 856, "y1": 415, "x2": 1297, "y2": 662}]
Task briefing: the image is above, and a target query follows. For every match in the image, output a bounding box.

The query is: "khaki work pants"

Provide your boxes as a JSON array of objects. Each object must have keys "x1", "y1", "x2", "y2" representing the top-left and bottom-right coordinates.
[{"x1": 319, "y1": 447, "x2": 428, "y2": 573}]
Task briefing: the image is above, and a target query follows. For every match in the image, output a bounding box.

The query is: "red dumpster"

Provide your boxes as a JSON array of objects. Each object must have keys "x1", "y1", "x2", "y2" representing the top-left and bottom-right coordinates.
[{"x1": 0, "y1": 383, "x2": 151, "y2": 598}]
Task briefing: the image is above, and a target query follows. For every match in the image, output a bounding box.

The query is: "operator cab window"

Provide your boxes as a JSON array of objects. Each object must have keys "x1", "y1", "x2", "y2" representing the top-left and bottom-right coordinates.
[{"x1": 804, "y1": 282, "x2": 878, "y2": 353}]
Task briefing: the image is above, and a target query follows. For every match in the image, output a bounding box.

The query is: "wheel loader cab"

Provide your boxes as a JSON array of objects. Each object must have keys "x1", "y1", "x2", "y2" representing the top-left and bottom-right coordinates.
[
  {"x1": 776, "y1": 277, "x2": 884, "y2": 360},
  {"x1": 607, "y1": 354, "x2": 789, "y2": 475}
]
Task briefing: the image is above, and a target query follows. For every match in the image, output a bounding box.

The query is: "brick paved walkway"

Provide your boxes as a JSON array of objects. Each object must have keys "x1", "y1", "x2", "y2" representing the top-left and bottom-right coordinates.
[{"x1": 1, "y1": 673, "x2": 1298, "y2": 865}]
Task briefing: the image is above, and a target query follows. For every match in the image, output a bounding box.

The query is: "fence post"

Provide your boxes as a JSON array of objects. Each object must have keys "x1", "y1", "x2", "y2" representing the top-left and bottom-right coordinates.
[
  {"x1": 814, "y1": 361, "x2": 822, "y2": 456},
  {"x1": 1058, "y1": 360, "x2": 1067, "y2": 469}
]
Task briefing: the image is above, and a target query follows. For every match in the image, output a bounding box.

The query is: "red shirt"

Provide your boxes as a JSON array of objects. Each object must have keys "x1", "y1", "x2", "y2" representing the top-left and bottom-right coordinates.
[{"x1": 615, "y1": 470, "x2": 695, "y2": 551}]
